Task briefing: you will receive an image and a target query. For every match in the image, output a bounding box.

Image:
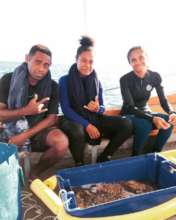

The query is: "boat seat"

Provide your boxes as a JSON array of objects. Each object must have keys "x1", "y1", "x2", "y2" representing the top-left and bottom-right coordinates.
[{"x1": 27, "y1": 93, "x2": 176, "y2": 172}]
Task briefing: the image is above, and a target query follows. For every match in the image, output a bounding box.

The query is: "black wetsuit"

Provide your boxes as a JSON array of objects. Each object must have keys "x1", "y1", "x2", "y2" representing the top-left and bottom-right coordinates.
[
  {"x1": 120, "y1": 70, "x2": 173, "y2": 155},
  {"x1": 120, "y1": 70, "x2": 173, "y2": 120}
]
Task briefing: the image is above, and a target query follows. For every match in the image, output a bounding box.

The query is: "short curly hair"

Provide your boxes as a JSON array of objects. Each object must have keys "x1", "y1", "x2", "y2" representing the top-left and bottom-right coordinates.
[{"x1": 29, "y1": 44, "x2": 52, "y2": 58}]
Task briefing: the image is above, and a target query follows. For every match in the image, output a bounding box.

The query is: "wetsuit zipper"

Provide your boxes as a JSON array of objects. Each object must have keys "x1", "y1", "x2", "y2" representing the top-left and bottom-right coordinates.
[{"x1": 140, "y1": 79, "x2": 143, "y2": 88}]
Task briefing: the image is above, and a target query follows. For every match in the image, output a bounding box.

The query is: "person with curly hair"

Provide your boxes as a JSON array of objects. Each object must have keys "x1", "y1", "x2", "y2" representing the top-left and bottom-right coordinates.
[{"x1": 59, "y1": 36, "x2": 132, "y2": 165}]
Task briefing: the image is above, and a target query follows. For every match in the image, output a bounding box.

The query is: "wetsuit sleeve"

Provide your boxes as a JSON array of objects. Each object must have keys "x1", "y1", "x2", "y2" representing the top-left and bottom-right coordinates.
[
  {"x1": 59, "y1": 76, "x2": 89, "y2": 128},
  {"x1": 155, "y1": 74, "x2": 173, "y2": 114},
  {"x1": 97, "y1": 81, "x2": 105, "y2": 114},
  {"x1": 120, "y1": 77, "x2": 153, "y2": 121}
]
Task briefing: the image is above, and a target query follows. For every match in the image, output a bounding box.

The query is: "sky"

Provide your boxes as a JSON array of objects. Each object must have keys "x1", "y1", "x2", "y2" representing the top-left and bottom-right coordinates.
[{"x1": 0, "y1": 0, "x2": 176, "y2": 76}]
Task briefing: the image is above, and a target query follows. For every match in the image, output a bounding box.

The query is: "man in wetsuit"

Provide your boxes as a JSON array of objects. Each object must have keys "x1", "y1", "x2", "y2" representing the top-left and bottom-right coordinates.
[{"x1": 120, "y1": 46, "x2": 176, "y2": 155}]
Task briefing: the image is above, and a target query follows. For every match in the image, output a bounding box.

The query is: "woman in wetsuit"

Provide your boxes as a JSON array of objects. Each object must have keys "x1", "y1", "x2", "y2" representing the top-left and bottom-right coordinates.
[
  {"x1": 59, "y1": 36, "x2": 133, "y2": 165},
  {"x1": 120, "y1": 46, "x2": 176, "y2": 155}
]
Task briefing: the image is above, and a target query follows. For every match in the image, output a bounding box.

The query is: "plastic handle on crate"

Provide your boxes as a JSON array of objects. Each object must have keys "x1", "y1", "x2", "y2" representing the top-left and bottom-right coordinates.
[
  {"x1": 57, "y1": 174, "x2": 72, "y2": 191},
  {"x1": 59, "y1": 189, "x2": 73, "y2": 211},
  {"x1": 30, "y1": 178, "x2": 176, "y2": 220}
]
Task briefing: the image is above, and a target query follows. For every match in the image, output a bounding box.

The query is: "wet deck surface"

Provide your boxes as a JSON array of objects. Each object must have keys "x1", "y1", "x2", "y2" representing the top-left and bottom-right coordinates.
[{"x1": 22, "y1": 141, "x2": 176, "y2": 220}]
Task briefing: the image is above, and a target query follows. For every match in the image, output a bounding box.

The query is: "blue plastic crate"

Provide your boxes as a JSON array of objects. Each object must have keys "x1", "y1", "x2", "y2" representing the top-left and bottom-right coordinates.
[{"x1": 56, "y1": 153, "x2": 176, "y2": 218}]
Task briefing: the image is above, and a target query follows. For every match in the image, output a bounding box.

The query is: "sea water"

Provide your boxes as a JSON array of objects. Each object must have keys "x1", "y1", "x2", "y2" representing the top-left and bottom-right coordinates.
[{"x1": 0, "y1": 61, "x2": 175, "y2": 107}]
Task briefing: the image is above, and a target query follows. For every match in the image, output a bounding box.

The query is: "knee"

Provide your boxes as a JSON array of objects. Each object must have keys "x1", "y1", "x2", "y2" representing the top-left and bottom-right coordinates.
[
  {"x1": 121, "y1": 117, "x2": 133, "y2": 134},
  {"x1": 69, "y1": 123, "x2": 85, "y2": 140},
  {"x1": 133, "y1": 119, "x2": 152, "y2": 135},
  {"x1": 46, "y1": 129, "x2": 69, "y2": 154}
]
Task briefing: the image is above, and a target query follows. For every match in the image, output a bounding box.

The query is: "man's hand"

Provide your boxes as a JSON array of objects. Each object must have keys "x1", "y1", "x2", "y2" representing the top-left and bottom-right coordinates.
[
  {"x1": 86, "y1": 123, "x2": 100, "y2": 139},
  {"x1": 84, "y1": 96, "x2": 100, "y2": 112},
  {"x1": 153, "y1": 116, "x2": 170, "y2": 130},
  {"x1": 8, "y1": 133, "x2": 28, "y2": 147},
  {"x1": 24, "y1": 94, "x2": 49, "y2": 115},
  {"x1": 168, "y1": 113, "x2": 176, "y2": 126}
]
